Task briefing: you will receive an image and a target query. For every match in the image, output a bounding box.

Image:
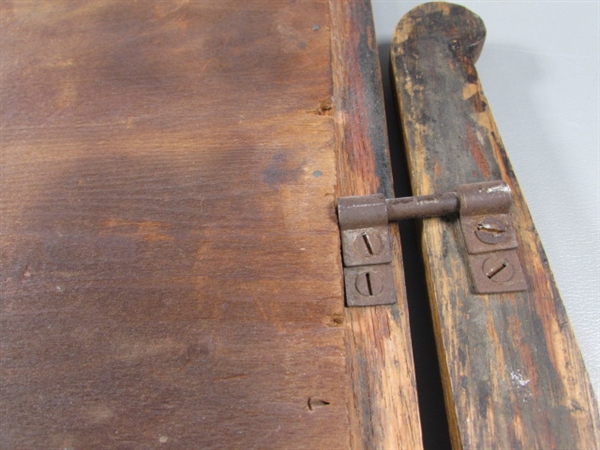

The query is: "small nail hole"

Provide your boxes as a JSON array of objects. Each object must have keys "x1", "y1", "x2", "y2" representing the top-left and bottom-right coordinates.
[
  {"x1": 308, "y1": 398, "x2": 330, "y2": 411},
  {"x1": 327, "y1": 315, "x2": 344, "y2": 327}
]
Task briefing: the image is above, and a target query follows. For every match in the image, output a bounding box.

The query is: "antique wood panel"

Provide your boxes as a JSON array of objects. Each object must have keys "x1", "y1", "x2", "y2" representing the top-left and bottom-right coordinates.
[
  {"x1": 392, "y1": 3, "x2": 599, "y2": 449},
  {"x1": 1, "y1": 1, "x2": 350, "y2": 448}
]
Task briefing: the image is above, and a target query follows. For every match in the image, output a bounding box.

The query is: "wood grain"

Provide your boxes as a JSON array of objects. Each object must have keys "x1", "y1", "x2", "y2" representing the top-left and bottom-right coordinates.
[
  {"x1": 330, "y1": 1, "x2": 423, "y2": 448},
  {"x1": 1, "y1": 1, "x2": 351, "y2": 448},
  {"x1": 392, "y1": 3, "x2": 600, "y2": 449}
]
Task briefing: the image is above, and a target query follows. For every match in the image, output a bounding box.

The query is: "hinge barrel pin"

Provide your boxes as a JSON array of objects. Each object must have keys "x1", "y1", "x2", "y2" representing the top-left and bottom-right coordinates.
[
  {"x1": 386, "y1": 192, "x2": 459, "y2": 221},
  {"x1": 338, "y1": 180, "x2": 527, "y2": 304}
]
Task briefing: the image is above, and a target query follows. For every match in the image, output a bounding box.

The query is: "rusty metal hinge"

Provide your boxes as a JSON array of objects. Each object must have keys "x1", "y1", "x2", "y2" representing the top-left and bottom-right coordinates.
[{"x1": 338, "y1": 181, "x2": 528, "y2": 306}]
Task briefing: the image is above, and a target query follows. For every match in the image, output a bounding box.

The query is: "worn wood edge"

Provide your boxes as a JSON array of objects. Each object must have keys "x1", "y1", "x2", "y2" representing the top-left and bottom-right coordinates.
[
  {"x1": 392, "y1": 2, "x2": 600, "y2": 449},
  {"x1": 328, "y1": 0, "x2": 423, "y2": 448},
  {"x1": 484, "y1": 102, "x2": 600, "y2": 447}
]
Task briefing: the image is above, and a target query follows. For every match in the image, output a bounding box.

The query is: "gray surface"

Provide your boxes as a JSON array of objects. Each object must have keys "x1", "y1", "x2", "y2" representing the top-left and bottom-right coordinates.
[{"x1": 372, "y1": 1, "x2": 599, "y2": 395}]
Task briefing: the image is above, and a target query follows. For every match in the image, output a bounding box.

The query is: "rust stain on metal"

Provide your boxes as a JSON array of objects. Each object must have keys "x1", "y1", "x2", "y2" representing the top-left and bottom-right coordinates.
[{"x1": 338, "y1": 181, "x2": 527, "y2": 297}]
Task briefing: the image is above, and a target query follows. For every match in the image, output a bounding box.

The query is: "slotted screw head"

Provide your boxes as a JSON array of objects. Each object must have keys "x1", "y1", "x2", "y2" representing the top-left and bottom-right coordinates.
[
  {"x1": 482, "y1": 257, "x2": 514, "y2": 283},
  {"x1": 355, "y1": 270, "x2": 384, "y2": 296},
  {"x1": 475, "y1": 217, "x2": 509, "y2": 244},
  {"x1": 354, "y1": 231, "x2": 384, "y2": 257}
]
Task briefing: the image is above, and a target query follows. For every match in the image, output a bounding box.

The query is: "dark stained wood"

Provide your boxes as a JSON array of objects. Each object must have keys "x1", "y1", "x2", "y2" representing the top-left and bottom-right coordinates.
[
  {"x1": 1, "y1": 1, "x2": 353, "y2": 448},
  {"x1": 330, "y1": 1, "x2": 423, "y2": 448},
  {"x1": 392, "y1": 3, "x2": 600, "y2": 449}
]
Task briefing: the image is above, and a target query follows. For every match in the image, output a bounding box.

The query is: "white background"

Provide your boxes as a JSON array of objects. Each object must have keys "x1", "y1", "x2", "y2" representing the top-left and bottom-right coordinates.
[{"x1": 372, "y1": 1, "x2": 599, "y2": 395}]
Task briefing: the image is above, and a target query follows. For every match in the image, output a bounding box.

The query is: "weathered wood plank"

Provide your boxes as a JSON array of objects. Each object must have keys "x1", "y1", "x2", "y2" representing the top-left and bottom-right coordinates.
[
  {"x1": 392, "y1": 2, "x2": 599, "y2": 449},
  {"x1": 330, "y1": 1, "x2": 423, "y2": 448},
  {"x1": 1, "y1": 1, "x2": 352, "y2": 448}
]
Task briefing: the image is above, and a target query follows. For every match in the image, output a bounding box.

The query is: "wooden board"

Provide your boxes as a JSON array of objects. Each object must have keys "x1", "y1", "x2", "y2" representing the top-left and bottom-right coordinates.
[
  {"x1": 330, "y1": 1, "x2": 422, "y2": 448},
  {"x1": 1, "y1": 1, "x2": 346, "y2": 448},
  {"x1": 391, "y1": 3, "x2": 600, "y2": 449},
  {"x1": 0, "y1": 1, "x2": 423, "y2": 449}
]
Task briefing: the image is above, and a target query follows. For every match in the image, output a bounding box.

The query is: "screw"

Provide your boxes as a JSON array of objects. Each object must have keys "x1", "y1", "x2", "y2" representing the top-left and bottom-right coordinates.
[
  {"x1": 355, "y1": 270, "x2": 384, "y2": 296},
  {"x1": 449, "y1": 39, "x2": 461, "y2": 52},
  {"x1": 354, "y1": 231, "x2": 383, "y2": 257},
  {"x1": 475, "y1": 217, "x2": 508, "y2": 244},
  {"x1": 482, "y1": 257, "x2": 514, "y2": 283}
]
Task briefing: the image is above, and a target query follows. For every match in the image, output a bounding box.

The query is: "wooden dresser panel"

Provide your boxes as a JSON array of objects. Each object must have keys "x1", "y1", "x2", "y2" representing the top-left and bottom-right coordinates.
[
  {"x1": 1, "y1": 1, "x2": 422, "y2": 449},
  {"x1": 1, "y1": 1, "x2": 347, "y2": 448}
]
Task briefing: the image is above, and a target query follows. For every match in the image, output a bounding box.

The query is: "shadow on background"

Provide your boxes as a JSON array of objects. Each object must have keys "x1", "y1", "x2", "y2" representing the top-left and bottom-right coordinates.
[{"x1": 378, "y1": 42, "x2": 452, "y2": 450}]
